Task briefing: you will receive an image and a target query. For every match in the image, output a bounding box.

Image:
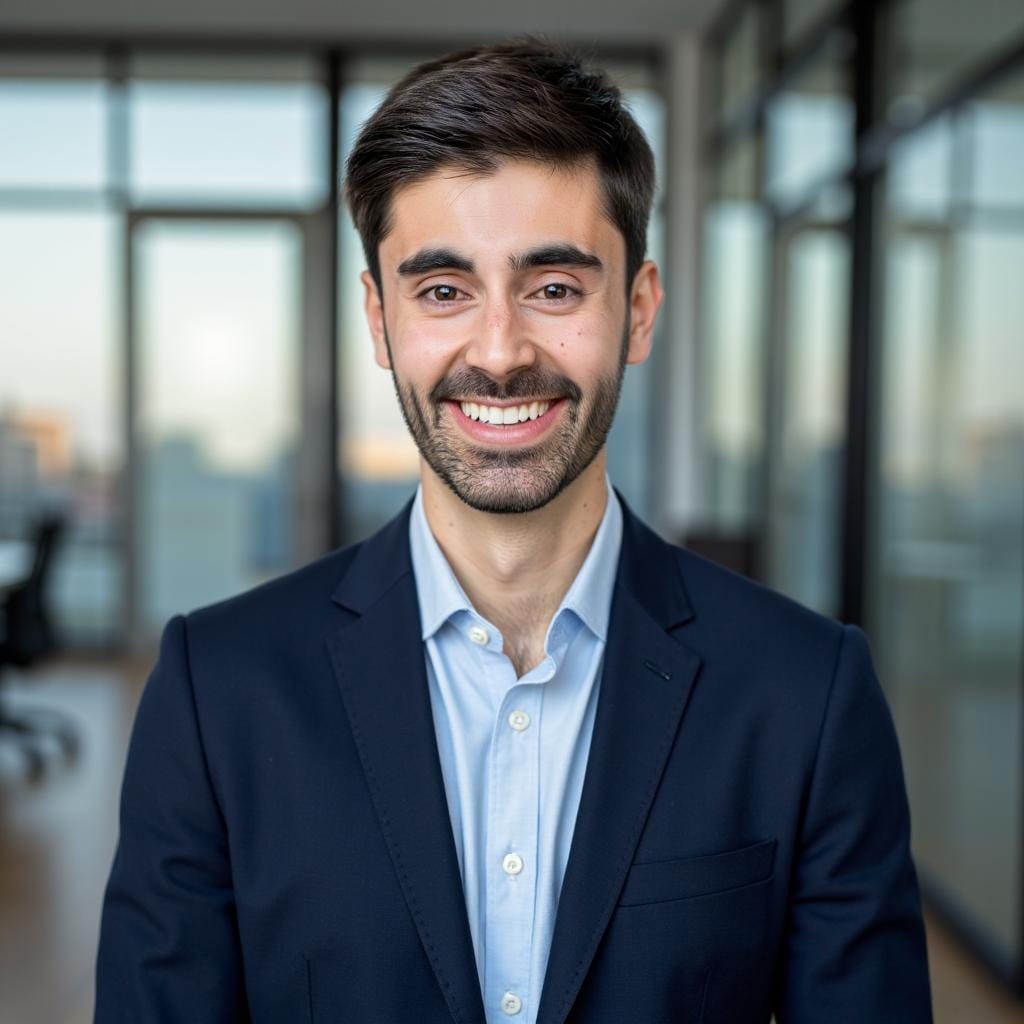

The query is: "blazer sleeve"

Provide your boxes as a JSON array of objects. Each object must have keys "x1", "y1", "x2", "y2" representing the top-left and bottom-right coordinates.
[
  {"x1": 95, "y1": 614, "x2": 249, "y2": 1022},
  {"x1": 773, "y1": 624, "x2": 933, "y2": 1022}
]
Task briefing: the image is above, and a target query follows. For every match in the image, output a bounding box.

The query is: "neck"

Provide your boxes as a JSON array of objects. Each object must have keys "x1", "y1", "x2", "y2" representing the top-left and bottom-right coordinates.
[{"x1": 420, "y1": 456, "x2": 609, "y2": 662}]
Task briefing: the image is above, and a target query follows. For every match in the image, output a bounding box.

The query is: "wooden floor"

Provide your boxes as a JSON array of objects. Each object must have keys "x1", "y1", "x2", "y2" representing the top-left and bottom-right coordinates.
[{"x1": 1, "y1": 659, "x2": 1022, "y2": 1023}]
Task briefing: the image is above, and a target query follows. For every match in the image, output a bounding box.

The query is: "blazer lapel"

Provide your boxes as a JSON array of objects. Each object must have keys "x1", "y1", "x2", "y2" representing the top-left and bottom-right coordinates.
[
  {"x1": 325, "y1": 505, "x2": 486, "y2": 1024},
  {"x1": 536, "y1": 502, "x2": 703, "y2": 1024}
]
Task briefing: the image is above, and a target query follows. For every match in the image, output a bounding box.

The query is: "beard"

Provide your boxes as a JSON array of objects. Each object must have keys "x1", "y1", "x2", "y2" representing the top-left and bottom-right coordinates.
[{"x1": 387, "y1": 325, "x2": 629, "y2": 514}]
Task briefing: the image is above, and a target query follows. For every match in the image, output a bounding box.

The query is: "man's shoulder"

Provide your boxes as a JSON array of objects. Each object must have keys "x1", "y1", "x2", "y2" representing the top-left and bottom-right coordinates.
[
  {"x1": 180, "y1": 505, "x2": 411, "y2": 653},
  {"x1": 623, "y1": 511, "x2": 848, "y2": 694},
  {"x1": 623, "y1": 507, "x2": 844, "y2": 647}
]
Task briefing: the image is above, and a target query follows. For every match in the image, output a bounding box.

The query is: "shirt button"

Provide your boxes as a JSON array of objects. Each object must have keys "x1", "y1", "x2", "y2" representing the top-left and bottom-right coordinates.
[
  {"x1": 507, "y1": 709, "x2": 531, "y2": 732},
  {"x1": 502, "y1": 852, "x2": 524, "y2": 876},
  {"x1": 501, "y1": 992, "x2": 523, "y2": 1015},
  {"x1": 468, "y1": 625, "x2": 490, "y2": 646}
]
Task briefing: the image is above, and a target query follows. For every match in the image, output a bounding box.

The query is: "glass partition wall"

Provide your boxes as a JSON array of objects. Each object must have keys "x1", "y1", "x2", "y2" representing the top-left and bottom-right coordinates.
[{"x1": 702, "y1": 0, "x2": 1024, "y2": 995}]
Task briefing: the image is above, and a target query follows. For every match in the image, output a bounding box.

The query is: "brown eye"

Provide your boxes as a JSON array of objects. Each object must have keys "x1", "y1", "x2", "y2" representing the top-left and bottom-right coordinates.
[
  {"x1": 542, "y1": 284, "x2": 568, "y2": 299},
  {"x1": 431, "y1": 285, "x2": 458, "y2": 302}
]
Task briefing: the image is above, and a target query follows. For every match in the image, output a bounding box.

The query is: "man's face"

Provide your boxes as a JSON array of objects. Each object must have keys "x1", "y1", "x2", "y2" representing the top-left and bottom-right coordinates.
[{"x1": 362, "y1": 159, "x2": 661, "y2": 514}]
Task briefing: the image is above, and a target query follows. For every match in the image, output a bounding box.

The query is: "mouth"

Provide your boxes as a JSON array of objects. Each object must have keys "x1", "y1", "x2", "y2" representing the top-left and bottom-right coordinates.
[
  {"x1": 444, "y1": 397, "x2": 566, "y2": 442},
  {"x1": 454, "y1": 398, "x2": 557, "y2": 426}
]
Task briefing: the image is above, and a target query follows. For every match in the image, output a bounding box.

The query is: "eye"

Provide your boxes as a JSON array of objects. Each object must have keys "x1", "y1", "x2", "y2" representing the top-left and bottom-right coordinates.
[
  {"x1": 416, "y1": 283, "x2": 466, "y2": 305},
  {"x1": 533, "y1": 282, "x2": 580, "y2": 302},
  {"x1": 423, "y1": 284, "x2": 461, "y2": 303}
]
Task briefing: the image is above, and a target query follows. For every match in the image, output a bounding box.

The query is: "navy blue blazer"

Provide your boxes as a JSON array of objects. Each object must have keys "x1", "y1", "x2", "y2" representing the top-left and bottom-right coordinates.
[{"x1": 95, "y1": 497, "x2": 933, "y2": 1023}]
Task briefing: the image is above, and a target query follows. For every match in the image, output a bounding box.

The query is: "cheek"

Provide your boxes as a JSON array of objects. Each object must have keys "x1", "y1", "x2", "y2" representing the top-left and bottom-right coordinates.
[
  {"x1": 544, "y1": 311, "x2": 623, "y2": 371},
  {"x1": 390, "y1": 311, "x2": 467, "y2": 364}
]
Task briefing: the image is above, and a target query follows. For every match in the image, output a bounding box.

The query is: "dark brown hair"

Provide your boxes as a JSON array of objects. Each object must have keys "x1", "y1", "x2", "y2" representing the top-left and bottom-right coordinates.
[{"x1": 343, "y1": 39, "x2": 657, "y2": 293}]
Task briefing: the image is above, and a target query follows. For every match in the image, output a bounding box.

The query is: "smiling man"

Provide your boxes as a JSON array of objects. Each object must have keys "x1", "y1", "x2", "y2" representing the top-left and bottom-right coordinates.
[{"x1": 96, "y1": 41, "x2": 933, "y2": 1024}]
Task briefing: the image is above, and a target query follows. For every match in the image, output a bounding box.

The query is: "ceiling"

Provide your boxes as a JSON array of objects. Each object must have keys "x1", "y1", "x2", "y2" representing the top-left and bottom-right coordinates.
[{"x1": 0, "y1": 0, "x2": 729, "y2": 47}]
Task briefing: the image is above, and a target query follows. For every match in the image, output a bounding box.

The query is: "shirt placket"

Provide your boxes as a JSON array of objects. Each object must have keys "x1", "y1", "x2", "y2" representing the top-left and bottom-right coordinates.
[{"x1": 480, "y1": 630, "x2": 545, "y2": 1021}]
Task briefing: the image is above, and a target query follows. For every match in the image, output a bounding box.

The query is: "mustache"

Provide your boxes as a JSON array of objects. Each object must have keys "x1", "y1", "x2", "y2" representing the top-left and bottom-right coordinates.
[{"x1": 429, "y1": 367, "x2": 582, "y2": 404}]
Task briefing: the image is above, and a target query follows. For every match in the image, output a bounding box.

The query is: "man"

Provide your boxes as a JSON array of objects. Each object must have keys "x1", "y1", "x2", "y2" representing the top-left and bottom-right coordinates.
[{"x1": 96, "y1": 41, "x2": 933, "y2": 1023}]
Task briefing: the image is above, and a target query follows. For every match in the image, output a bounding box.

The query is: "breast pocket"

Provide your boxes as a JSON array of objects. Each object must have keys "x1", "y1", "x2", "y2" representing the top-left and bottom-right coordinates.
[{"x1": 618, "y1": 838, "x2": 777, "y2": 907}]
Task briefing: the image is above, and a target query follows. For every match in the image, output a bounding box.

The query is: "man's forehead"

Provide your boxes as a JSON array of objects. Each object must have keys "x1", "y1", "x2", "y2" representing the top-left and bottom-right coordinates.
[{"x1": 380, "y1": 159, "x2": 622, "y2": 271}]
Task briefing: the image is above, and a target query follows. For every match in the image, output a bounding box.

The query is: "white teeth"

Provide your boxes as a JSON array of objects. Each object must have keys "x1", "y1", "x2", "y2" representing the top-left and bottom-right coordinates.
[{"x1": 458, "y1": 400, "x2": 554, "y2": 424}]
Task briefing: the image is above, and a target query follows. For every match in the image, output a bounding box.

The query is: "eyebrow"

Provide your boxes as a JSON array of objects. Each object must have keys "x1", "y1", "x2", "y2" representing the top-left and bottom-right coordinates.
[
  {"x1": 396, "y1": 248, "x2": 474, "y2": 277},
  {"x1": 395, "y1": 243, "x2": 604, "y2": 278},
  {"x1": 510, "y1": 244, "x2": 604, "y2": 273}
]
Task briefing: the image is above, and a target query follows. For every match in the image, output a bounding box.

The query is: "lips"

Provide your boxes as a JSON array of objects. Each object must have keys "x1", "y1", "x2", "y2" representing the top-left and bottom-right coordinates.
[{"x1": 446, "y1": 397, "x2": 565, "y2": 443}]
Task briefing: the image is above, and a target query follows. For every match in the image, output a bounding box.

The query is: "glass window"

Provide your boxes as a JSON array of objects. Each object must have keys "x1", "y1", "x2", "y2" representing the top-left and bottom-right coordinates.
[
  {"x1": 134, "y1": 218, "x2": 303, "y2": 634},
  {"x1": 766, "y1": 187, "x2": 852, "y2": 616},
  {"x1": 128, "y1": 53, "x2": 327, "y2": 208},
  {"x1": 700, "y1": 136, "x2": 769, "y2": 532},
  {"x1": 887, "y1": 112, "x2": 955, "y2": 220},
  {"x1": 606, "y1": 84, "x2": 666, "y2": 518},
  {"x1": 338, "y1": 75, "x2": 423, "y2": 544},
  {"x1": 0, "y1": 52, "x2": 108, "y2": 191},
  {"x1": 884, "y1": 0, "x2": 1024, "y2": 124},
  {"x1": 764, "y1": 34, "x2": 855, "y2": 209},
  {"x1": 0, "y1": 210, "x2": 122, "y2": 645},
  {"x1": 965, "y1": 73, "x2": 1024, "y2": 210},
  {"x1": 870, "y1": 80, "x2": 1024, "y2": 963}
]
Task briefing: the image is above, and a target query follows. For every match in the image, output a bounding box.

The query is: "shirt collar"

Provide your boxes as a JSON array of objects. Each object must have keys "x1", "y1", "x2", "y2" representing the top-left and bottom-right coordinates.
[{"x1": 408, "y1": 476, "x2": 623, "y2": 644}]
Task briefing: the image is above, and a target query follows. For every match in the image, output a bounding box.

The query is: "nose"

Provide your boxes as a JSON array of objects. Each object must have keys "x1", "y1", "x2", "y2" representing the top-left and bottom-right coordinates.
[{"x1": 462, "y1": 298, "x2": 537, "y2": 382}]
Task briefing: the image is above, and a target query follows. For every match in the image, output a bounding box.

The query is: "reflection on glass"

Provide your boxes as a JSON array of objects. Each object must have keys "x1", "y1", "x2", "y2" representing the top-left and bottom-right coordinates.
[
  {"x1": 884, "y1": 0, "x2": 1024, "y2": 124},
  {"x1": 871, "y1": 82, "x2": 1024, "y2": 963},
  {"x1": 0, "y1": 210, "x2": 121, "y2": 644},
  {"x1": 135, "y1": 219, "x2": 302, "y2": 633},
  {"x1": 0, "y1": 52, "x2": 107, "y2": 191},
  {"x1": 129, "y1": 53, "x2": 327, "y2": 208},
  {"x1": 765, "y1": 37, "x2": 854, "y2": 209},
  {"x1": 767, "y1": 192, "x2": 851, "y2": 615},
  {"x1": 701, "y1": 137, "x2": 768, "y2": 531}
]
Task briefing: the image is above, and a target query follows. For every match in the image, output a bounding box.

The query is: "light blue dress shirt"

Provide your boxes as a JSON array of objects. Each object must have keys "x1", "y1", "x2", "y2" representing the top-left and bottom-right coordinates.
[{"x1": 408, "y1": 478, "x2": 623, "y2": 1024}]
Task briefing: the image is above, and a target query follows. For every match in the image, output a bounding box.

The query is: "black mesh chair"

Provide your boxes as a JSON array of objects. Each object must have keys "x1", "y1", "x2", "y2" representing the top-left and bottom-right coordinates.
[{"x1": 0, "y1": 514, "x2": 79, "y2": 777}]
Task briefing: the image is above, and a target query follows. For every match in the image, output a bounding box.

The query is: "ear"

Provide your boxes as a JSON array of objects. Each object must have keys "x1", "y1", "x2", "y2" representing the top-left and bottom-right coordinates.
[
  {"x1": 361, "y1": 270, "x2": 391, "y2": 369},
  {"x1": 625, "y1": 260, "x2": 663, "y2": 366}
]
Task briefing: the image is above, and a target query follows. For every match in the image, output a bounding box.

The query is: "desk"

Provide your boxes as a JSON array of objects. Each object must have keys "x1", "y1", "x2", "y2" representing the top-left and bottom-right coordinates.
[{"x1": 0, "y1": 540, "x2": 32, "y2": 595}]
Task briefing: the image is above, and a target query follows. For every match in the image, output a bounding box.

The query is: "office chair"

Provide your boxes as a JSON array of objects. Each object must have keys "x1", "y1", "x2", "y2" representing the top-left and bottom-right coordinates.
[{"x1": 0, "y1": 514, "x2": 79, "y2": 778}]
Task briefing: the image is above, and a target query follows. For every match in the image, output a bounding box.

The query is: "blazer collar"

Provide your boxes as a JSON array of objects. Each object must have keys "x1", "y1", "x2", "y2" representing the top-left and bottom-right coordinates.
[{"x1": 330, "y1": 495, "x2": 416, "y2": 615}]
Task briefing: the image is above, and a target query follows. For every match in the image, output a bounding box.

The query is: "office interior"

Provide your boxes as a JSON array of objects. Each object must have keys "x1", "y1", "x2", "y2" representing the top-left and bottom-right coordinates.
[{"x1": 0, "y1": 0, "x2": 1022, "y2": 1020}]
